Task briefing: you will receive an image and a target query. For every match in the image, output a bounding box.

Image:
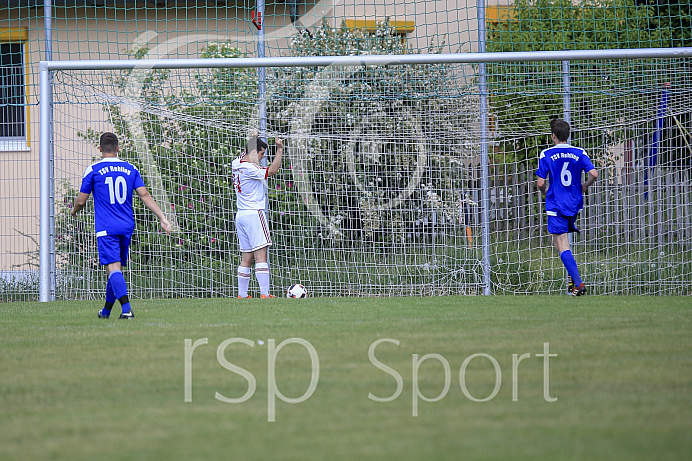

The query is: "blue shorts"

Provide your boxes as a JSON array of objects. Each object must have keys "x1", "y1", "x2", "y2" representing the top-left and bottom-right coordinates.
[
  {"x1": 97, "y1": 234, "x2": 132, "y2": 266},
  {"x1": 546, "y1": 212, "x2": 580, "y2": 235}
]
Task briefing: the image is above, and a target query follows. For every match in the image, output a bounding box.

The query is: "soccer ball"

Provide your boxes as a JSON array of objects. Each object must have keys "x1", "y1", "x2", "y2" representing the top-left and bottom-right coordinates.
[{"x1": 286, "y1": 283, "x2": 308, "y2": 298}]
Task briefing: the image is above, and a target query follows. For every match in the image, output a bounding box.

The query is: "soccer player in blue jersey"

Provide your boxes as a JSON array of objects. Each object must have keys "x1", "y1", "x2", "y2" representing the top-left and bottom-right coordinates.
[
  {"x1": 71, "y1": 132, "x2": 171, "y2": 318},
  {"x1": 536, "y1": 119, "x2": 598, "y2": 296}
]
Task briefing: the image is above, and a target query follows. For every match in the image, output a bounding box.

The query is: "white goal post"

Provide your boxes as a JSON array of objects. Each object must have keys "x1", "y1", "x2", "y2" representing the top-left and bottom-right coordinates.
[{"x1": 39, "y1": 47, "x2": 692, "y2": 301}]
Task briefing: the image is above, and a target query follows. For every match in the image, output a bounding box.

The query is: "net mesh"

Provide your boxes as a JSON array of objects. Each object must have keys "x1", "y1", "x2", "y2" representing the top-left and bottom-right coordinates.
[
  {"x1": 1, "y1": 0, "x2": 692, "y2": 299},
  {"x1": 50, "y1": 48, "x2": 692, "y2": 297}
]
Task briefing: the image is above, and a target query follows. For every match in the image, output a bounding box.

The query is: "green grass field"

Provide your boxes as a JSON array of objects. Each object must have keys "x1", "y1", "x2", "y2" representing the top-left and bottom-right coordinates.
[{"x1": 1, "y1": 296, "x2": 691, "y2": 460}]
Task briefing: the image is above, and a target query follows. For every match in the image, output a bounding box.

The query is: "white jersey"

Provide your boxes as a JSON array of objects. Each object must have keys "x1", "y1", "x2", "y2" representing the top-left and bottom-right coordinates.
[{"x1": 231, "y1": 157, "x2": 268, "y2": 210}]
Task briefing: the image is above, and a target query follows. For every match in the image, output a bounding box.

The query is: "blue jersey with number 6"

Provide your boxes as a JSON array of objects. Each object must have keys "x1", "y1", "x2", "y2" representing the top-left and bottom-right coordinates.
[
  {"x1": 79, "y1": 158, "x2": 145, "y2": 236},
  {"x1": 536, "y1": 143, "x2": 595, "y2": 217}
]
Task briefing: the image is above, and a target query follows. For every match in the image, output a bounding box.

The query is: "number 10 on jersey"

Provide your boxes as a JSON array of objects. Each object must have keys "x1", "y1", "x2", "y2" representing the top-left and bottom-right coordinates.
[{"x1": 105, "y1": 176, "x2": 127, "y2": 204}]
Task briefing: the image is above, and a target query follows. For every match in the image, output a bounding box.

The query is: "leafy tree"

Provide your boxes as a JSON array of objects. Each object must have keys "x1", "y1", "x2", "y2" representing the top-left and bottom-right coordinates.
[
  {"x1": 267, "y1": 20, "x2": 479, "y2": 243},
  {"x1": 637, "y1": 0, "x2": 692, "y2": 47},
  {"x1": 486, "y1": 0, "x2": 684, "y2": 168}
]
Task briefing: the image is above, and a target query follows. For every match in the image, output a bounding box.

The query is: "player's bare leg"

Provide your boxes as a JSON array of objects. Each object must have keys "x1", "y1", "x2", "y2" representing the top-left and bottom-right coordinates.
[{"x1": 552, "y1": 233, "x2": 570, "y2": 253}]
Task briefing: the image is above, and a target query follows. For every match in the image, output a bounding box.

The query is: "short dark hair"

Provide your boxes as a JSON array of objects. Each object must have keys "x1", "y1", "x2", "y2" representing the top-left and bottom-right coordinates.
[
  {"x1": 99, "y1": 132, "x2": 119, "y2": 153},
  {"x1": 245, "y1": 135, "x2": 268, "y2": 155},
  {"x1": 550, "y1": 119, "x2": 570, "y2": 143}
]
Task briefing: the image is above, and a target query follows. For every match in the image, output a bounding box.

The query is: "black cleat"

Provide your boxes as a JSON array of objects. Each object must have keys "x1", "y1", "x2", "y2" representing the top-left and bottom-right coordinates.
[
  {"x1": 573, "y1": 283, "x2": 587, "y2": 297},
  {"x1": 119, "y1": 311, "x2": 135, "y2": 319},
  {"x1": 567, "y1": 277, "x2": 575, "y2": 294},
  {"x1": 98, "y1": 309, "x2": 110, "y2": 319}
]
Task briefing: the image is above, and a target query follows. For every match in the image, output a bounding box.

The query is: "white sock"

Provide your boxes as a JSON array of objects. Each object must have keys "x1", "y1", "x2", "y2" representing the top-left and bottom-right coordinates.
[
  {"x1": 255, "y1": 262, "x2": 270, "y2": 295},
  {"x1": 237, "y1": 266, "x2": 251, "y2": 297}
]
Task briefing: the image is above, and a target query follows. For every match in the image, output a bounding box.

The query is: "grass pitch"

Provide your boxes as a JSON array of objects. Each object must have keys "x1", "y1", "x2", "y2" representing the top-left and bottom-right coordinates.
[{"x1": 1, "y1": 296, "x2": 690, "y2": 460}]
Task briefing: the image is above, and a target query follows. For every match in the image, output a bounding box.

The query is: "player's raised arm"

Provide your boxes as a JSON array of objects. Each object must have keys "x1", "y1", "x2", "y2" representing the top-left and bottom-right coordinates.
[
  {"x1": 135, "y1": 186, "x2": 172, "y2": 234},
  {"x1": 266, "y1": 138, "x2": 284, "y2": 177}
]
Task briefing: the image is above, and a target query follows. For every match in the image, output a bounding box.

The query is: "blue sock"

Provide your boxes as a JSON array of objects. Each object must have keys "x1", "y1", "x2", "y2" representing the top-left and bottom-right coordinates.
[
  {"x1": 560, "y1": 250, "x2": 583, "y2": 287},
  {"x1": 109, "y1": 270, "x2": 131, "y2": 314},
  {"x1": 102, "y1": 278, "x2": 116, "y2": 314}
]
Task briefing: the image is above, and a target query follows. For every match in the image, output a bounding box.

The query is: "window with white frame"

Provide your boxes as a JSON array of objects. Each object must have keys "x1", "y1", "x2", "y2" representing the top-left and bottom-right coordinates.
[{"x1": 1, "y1": 42, "x2": 28, "y2": 151}]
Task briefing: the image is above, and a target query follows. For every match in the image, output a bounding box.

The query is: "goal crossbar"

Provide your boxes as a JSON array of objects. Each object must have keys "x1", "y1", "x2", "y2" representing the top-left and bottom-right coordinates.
[{"x1": 40, "y1": 47, "x2": 692, "y2": 72}]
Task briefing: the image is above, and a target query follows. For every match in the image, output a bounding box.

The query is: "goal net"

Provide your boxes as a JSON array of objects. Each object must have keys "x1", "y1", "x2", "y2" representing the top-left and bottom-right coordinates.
[{"x1": 48, "y1": 45, "x2": 692, "y2": 297}]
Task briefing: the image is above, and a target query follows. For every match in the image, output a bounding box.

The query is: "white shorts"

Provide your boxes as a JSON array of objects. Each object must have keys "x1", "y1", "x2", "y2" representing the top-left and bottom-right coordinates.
[{"x1": 235, "y1": 210, "x2": 272, "y2": 253}]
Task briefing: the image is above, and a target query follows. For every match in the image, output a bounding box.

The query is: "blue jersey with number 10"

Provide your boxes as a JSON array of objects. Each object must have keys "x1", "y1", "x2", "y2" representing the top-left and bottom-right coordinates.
[
  {"x1": 536, "y1": 143, "x2": 595, "y2": 217},
  {"x1": 79, "y1": 158, "x2": 145, "y2": 236}
]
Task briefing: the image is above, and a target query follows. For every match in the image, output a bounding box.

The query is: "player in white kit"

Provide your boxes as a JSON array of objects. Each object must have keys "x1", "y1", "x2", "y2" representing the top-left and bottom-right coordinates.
[{"x1": 232, "y1": 134, "x2": 283, "y2": 298}]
